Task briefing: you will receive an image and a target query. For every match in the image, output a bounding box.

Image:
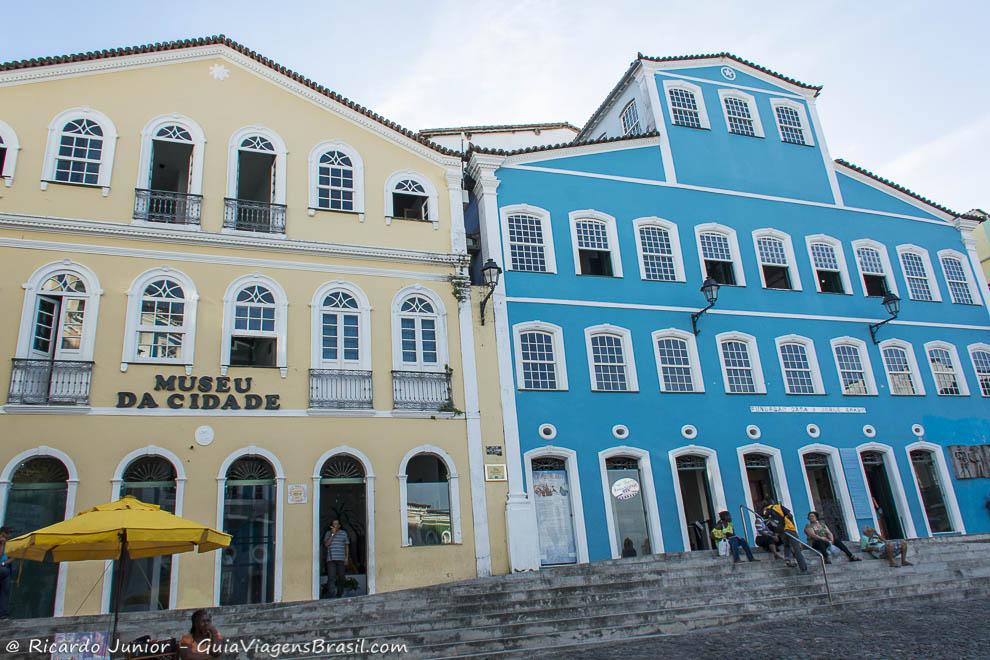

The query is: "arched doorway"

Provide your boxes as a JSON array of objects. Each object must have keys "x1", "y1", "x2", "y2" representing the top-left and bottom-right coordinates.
[
  {"x1": 675, "y1": 454, "x2": 717, "y2": 551},
  {"x1": 4, "y1": 457, "x2": 68, "y2": 618},
  {"x1": 743, "y1": 453, "x2": 777, "y2": 507},
  {"x1": 318, "y1": 455, "x2": 367, "y2": 597},
  {"x1": 802, "y1": 452, "x2": 849, "y2": 540},
  {"x1": 909, "y1": 449, "x2": 953, "y2": 533},
  {"x1": 531, "y1": 456, "x2": 578, "y2": 566},
  {"x1": 111, "y1": 456, "x2": 176, "y2": 612},
  {"x1": 220, "y1": 457, "x2": 276, "y2": 605},
  {"x1": 603, "y1": 456, "x2": 652, "y2": 558},
  {"x1": 860, "y1": 450, "x2": 904, "y2": 539}
]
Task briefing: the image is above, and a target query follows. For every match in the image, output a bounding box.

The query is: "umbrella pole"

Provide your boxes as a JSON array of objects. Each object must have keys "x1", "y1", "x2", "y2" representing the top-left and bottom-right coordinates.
[{"x1": 110, "y1": 530, "x2": 128, "y2": 652}]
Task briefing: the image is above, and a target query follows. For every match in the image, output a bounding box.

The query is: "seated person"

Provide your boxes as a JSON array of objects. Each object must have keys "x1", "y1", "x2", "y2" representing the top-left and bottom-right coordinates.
[
  {"x1": 804, "y1": 512, "x2": 861, "y2": 564},
  {"x1": 179, "y1": 609, "x2": 223, "y2": 660},
  {"x1": 754, "y1": 514, "x2": 782, "y2": 560},
  {"x1": 712, "y1": 510, "x2": 755, "y2": 563},
  {"x1": 860, "y1": 526, "x2": 912, "y2": 568}
]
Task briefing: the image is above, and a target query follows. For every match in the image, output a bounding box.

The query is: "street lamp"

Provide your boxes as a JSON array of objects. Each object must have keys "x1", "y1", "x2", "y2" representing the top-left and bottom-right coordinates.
[
  {"x1": 690, "y1": 277, "x2": 720, "y2": 335},
  {"x1": 479, "y1": 258, "x2": 502, "y2": 325},
  {"x1": 869, "y1": 291, "x2": 901, "y2": 344}
]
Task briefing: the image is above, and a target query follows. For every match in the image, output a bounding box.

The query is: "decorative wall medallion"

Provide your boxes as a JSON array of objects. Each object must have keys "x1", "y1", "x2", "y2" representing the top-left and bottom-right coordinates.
[
  {"x1": 194, "y1": 425, "x2": 214, "y2": 446},
  {"x1": 538, "y1": 423, "x2": 557, "y2": 440},
  {"x1": 209, "y1": 63, "x2": 230, "y2": 81},
  {"x1": 746, "y1": 425, "x2": 761, "y2": 440},
  {"x1": 806, "y1": 423, "x2": 821, "y2": 439},
  {"x1": 681, "y1": 424, "x2": 698, "y2": 440},
  {"x1": 720, "y1": 66, "x2": 737, "y2": 80},
  {"x1": 912, "y1": 424, "x2": 925, "y2": 438},
  {"x1": 863, "y1": 424, "x2": 877, "y2": 438},
  {"x1": 612, "y1": 424, "x2": 630, "y2": 440}
]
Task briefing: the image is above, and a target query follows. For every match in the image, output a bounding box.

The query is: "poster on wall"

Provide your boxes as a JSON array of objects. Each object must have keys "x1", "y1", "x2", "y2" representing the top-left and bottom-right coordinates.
[{"x1": 532, "y1": 470, "x2": 577, "y2": 565}]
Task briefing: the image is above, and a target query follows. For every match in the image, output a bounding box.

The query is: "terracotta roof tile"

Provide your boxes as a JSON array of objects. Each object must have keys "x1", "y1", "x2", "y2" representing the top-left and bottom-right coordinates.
[
  {"x1": 638, "y1": 51, "x2": 823, "y2": 93},
  {"x1": 419, "y1": 122, "x2": 580, "y2": 136},
  {"x1": 467, "y1": 130, "x2": 660, "y2": 157}
]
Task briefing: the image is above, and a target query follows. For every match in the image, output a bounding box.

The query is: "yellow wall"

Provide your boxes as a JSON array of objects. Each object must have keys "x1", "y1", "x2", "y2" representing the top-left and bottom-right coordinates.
[{"x1": 975, "y1": 222, "x2": 990, "y2": 283}]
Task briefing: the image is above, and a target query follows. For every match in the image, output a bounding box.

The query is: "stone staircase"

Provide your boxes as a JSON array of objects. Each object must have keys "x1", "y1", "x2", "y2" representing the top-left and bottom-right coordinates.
[{"x1": 4, "y1": 534, "x2": 989, "y2": 658}]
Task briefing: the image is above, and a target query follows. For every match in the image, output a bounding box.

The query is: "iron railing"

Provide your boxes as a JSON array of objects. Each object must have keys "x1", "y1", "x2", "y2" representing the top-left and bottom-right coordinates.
[
  {"x1": 8, "y1": 359, "x2": 94, "y2": 405},
  {"x1": 392, "y1": 368, "x2": 452, "y2": 411},
  {"x1": 223, "y1": 198, "x2": 286, "y2": 234},
  {"x1": 309, "y1": 369, "x2": 373, "y2": 409},
  {"x1": 133, "y1": 189, "x2": 203, "y2": 226}
]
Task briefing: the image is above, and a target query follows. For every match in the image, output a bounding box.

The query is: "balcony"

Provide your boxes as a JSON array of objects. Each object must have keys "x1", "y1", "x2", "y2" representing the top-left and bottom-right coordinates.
[
  {"x1": 133, "y1": 189, "x2": 203, "y2": 226},
  {"x1": 309, "y1": 369, "x2": 373, "y2": 409},
  {"x1": 223, "y1": 198, "x2": 286, "y2": 234},
  {"x1": 7, "y1": 359, "x2": 93, "y2": 406},
  {"x1": 392, "y1": 369, "x2": 453, "y2": 411}
]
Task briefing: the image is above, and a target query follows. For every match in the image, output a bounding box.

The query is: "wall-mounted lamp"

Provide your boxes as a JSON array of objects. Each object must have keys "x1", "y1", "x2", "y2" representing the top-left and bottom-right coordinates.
[
  {"x1": 479, "y1": 258, "x2": 502, "y2": 325},
  {"x1": 690, "y1": 277, "x2": 720, "y2": 335},
  {"x1": 868, "y1": 291, "x2": 901, "y2": 344}
]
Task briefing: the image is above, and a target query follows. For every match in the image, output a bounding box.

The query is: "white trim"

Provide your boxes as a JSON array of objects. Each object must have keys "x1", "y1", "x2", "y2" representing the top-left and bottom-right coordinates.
[
  {"x1": 0, "y1": 119, "x2": 20, "y2": 186},
  {"x1": 937, "y1": 249, "x2": 981, "y2": 306},
  {"x1": 0, "y1": 406, "x2": 463, "y2": 418},
  {"x1": 220, "y1": 274, "x2": 289, "y2": 377},
  {"x1": 661, "y1": 79, "x2": 710, "y2": 129},
  {"x1": 397, "y1": 445, "x2": 461, "y2": 546},
  {"x1": 41, "y1": 107, "x2": 118, "y2": 194},
  {"x1": 307, "y1": 140, "x2": 365, "y2": 214},
  {"x1": 668, "y1": 445, "x2": 727, "y2": 552},
  {"x1": 598, "y1": 446, "x2": 664, "y2": 558},
  {"x1": 638, "y1": 71, "x2": 677, "y2": 182},
  {"x1": 797, "y1": 443, "x2": 860, "y2": 542},
  {"x1": 896, "y1": 244, "x2": 942, "y2": 302},
  {"x1": 834, "y1": 163, "x2": 954, "y2": 223},
  {"x1": 512, "y1": 321, "x2": 568, "y2": 391},
  {"x1": 967, "y1": 342, "x2": 990, "y2": 397},
  {"x1": 384, "y1": 170, "x2": 440, "y2": 229},
  {"x1": 805, "y1": 234, "x2": 852, "y2": 295},
  {"x1": 851, "y1": 239, "x2": 900, "y2": 297},
  {"x1": 499, "y1": 204, "x2": 557, "y2": 274},
  {"x1": 752, "y1": 228, "x2": 802, "y2": 291},
  {"x1": 806, "y1": 99, "x2": 844, "y2": 205},
  {"x1": 717, "y1": 89, "x2": 765, "y2": 137},
  {"x1": 774, "y1": 334, "x2": 825, "y2": 395},
  {"x1": 568, "y1": 210, "x2": 623, "y2": 278},
  {"x1": 584, "y1": 324, "x2": 639, "y2": 392},
  {"x1": 829, "y1": 336, "x2": 878, "y2": 396},
  {"x1": 309, "y1": 281, "x2": 372, "y2": 370},
  {"x1": 878, "y1": 339, "x2": 926, "y2": 396},
  {"x1": 715, "y1": 331, "x2": 766, "y2": 394},
  {"x1": 502, "y1": 135, "x2": 663, "y2": 167},
  {"x1": 695, "y1": 222, "x2": 746, "y2": 287},
  {"x1": 524, "y1": 446, "x2": 590, "y2": 564},
  {"x1": 769, "y1": 98, "x2": 814, "y2": 147},
  {"x1": 644, "y1": 59, "x2": 814, "y2": 100},
  {"x1": 136, "y1": 114, "x2": 206, "y2": 195},
  {"x1": 904, "y1": 441, "x2": 965, "y2": 536},
  {"x1": 120, "y1": 267, "x2": 199, "y2": 371},
  {"x1": 16, "y1": 260, "x2": 104, "y2": 362},
  {"x1": 633, "y1": 217, "x2": 685, "y2": 282},
  {"x1": 923, "y1": 340, "x2": 970, "y2": 396},
  {"x1": 0, "y1": 446, "x2": 79, "y2": 617},
  {"x1": 651, "y1": 328, "x2": 704, "y2": 393},
  {"x1": 390, "y1": 285, "x2": 449, "y2": 371},
  {"x1": 227, "y1": 126, "x2": 288, "y2": 206},
  {"x1": 736, "y1": 443, "x2": 793, "y2": 536},
  {"x1": 855, "y1": 442, "x2": 918, "y2": 539},
  {"x1": 311, "y1": 446, "x2": 376, "y2": 598}
]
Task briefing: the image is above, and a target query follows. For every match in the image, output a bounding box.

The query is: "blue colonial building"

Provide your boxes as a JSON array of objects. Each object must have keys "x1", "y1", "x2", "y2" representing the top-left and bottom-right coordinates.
[{"x1": 467, "y1": 53, "x2": 990, "y2": 571}]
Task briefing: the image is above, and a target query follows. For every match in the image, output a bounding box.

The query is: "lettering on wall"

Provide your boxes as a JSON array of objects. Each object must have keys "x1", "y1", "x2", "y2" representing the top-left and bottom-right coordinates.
[
  {"x1": 948, "y1": 445, "x2": 990, "y2": 479},
  {"x1": 116, "y1": 375, "x2": 280, "y2": 411}
]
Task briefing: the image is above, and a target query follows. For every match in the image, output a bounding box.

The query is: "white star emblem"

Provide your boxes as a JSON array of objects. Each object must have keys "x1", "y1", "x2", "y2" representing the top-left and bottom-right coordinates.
[
  {"x1": 720, "y1": 66, "x2": 737, "y2": 81},
  {"x1": 209, "y1": 63, "x2": 230, "y2": 81}
]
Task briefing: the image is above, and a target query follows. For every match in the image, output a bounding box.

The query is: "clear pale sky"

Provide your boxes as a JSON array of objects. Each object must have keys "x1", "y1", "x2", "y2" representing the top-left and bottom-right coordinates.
[{"x1": 3, "y1": 0, "x2": 987, "y2": 212}]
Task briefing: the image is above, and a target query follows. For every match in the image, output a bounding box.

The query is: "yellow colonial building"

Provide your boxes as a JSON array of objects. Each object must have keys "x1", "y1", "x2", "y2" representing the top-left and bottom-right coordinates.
[{"x1": 0, "y1": 36, "x2": 509, "y2": 618}]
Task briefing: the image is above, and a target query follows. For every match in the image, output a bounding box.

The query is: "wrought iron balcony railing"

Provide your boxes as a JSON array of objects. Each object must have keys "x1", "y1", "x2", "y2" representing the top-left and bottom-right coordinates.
[
  {"x1": 392, "y1": 368, "x2": 453, "y2": 411},
  {"x1": 8, "y1": 359, "x2": 94, "y2": 406},
  {"x1": 309, "y1": 369, "x2": 373, "y2": 409},
  {"x1": 133, "y1": 189, "x2": 203, "y2": 226},
  {"x1": 223, "y1": 198, "x2": 287, "y2": 234}
]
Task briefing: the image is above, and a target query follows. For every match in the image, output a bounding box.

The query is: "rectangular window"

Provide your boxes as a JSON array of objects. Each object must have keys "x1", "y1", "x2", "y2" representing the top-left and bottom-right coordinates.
[
  {"x1": 780, "y1": 343, "x2": 816, "y2": 394},
  {"x1": 721, "y1": 340, "x2": 756, "y2": 393},
  {"x1": 857, "y1": 248, "x2": 889, "y2": 297},
  {"x1": 657, "y1": 338, "x2": 695, "y2": 392},
  {"x1": 775, "y1": 105, "x2": 807, "y2": 145},
  {"x1": 639, "y1": 226, "x2": 677, "y2": 281},
  {"x1": 757, "y1": 237, "x2": 792, "y2": 290},
  {"x1": 229, "y1": 337, "x2": 276, "y2": 367},
  {"x1": 928, "y1": 348, "x2": 961, "y2": 395},
  {"x1": 507, "y1": 213, "x2": 548, "y2": 272},
  {"x1": 972, "y1": 350, "x2": 990, "y2": 396},
  {"x1": 724, "y1": 97, "x2": 755, "y2": 136},
  {"x1": 834, "y1": 344, "x2": 868, "y2": 395},
  {"x1": 591, "y1": 334, "x2": 628, "y2": 391},
  {"x1": 576, "y1": 220, "x2": 614, "y2": 277},
  {"x1": 520, "y1": 332, "x2": 558, "y2": 390},
  {"x1": 669, "y1": 88, "x2": 702, "y2": 128},
  {"x1": 811, "y1": 242, "x2": 844, "y2": 294},
  {"x1": 942, "y1": 257, "x2": 974, "y2": 305},
  {"x1": 882, "y1": 347, "x2": 916, "y2": 395},
  {"x1": 901, "y1": 252, "x2": 934, "y2": 301},
  {"x1": 55, "y1": 133, "x2": 102, "y2": 185},
  {"x1": 700, "y1": 232, "x2": 736, "y2": 285}
]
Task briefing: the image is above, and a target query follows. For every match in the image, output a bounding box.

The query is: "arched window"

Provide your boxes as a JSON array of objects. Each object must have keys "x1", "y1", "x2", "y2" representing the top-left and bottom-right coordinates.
[
  {"x1": 400, "y1": 446, "x2": 460, "y2": 547},
  {"x1": 853, "y1": 241, "x2": 898, "y2": 297},
  {"x1": 775, "y1": 335, "x2": 824, "y2": 395},
  {"x1": 652, "y1": 329, "x2": 703, "y2": 393},
  {"x1": 513, "y1": 322, "x2": 567, "y2": 391},
  {"x1": 225, "y1": 127, "x2": 287, "y2": 234},
  {"x1": 384, "y1": 171, "x2": 439, "y2": 226},
  {"x1": 830, "y1": 337, "x2": 877, "y2": 396},
  {"x1": 753, "y1": 229, "x2": 801, "y2": 291},
  {"x1": 968, "y1": 344, "x2": 990, "y2": 397},
  {"x1": 320, "y1": 291, "x2": 360, "y2": 365},
  {"x1": 620, "y1": 100, "x2": 641, "y2": 136},
  {"x1": 220, "y1": 456, "x2": 277, "y2": 605},
  {"x1": 585, "y1": 326, "x2": 638, "y2": 392},
  {"x1": 663, "y1": 80, "x2": 709, "y2": 129},
  {"x1": 393, "y1": 289, "x2": 446, "y2": 370},
  {"x1": 939, "y1": 251, "x2": 978, "y2": 305},
  {"x1": 806, "y1": 235, "x2": 850, "y2": 294},
  {"x1": 502, "y1": 205, "x2": 556, "y2": 273},
  {"x1": 634, "y1": 218, "x2": 684, "y2": 282},
  {"x1": 135, "y1": 115, "x2": 206, "y2": 226},
  {"x1": 716, "y1": 332, "x2": 766, "y2": 394},
  {"x1": 42, "y1": 108, "x2": 117, "y2": 193},
  {"x1": 0, "y1": 119, "x2": 20, "y2": 186},
  {"x1": 221, "y1": 276, "x2": 288, "y2": 376},
  {"x1": 309, "y1": 283, "x2": 372, "y2": 408},
  {"x1": 924, "y1": 342, "x2": 968, "y2": 396},
  {"x1": 308, "y1": 142, "x2": 364, "y2": 214},
  {"x1": 570, "y1": 210, "x2": 622, "y2": 277},
  {"x1": 770, "y1": 99, "x2": 813, "y2": 146},
  {"x1": 122, "y1": 269, "x2": 198, "y2": 370},
  {"x1": 879, "y1": 340, "x2": 924, "y2": 396},
  {"x1": 696, "y1": 224, "x2": 745, "y2": 286},
  {"x1": 718, "y1": 90, "x2": 764, "y2": 137},
  {"x1": 897, "y1": 245, "x2": 940, "y2": 302}
]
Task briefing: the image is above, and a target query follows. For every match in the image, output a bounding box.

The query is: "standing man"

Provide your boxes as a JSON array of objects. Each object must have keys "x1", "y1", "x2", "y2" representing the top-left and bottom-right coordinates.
[
  {"x1": 0, "y1": 526, "x2": 12, "y2": 619},
  {"x1": 323, "y1": 520, "x2": 350, "y2": 598},
  {"x1": 761, "y1": 500, "x2": 808, "y2": 573}
]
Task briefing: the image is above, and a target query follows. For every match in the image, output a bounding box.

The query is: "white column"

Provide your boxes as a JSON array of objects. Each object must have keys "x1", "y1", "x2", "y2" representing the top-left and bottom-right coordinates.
[{"x1": 956, "y1": 218, "x2": 990, "y2": 318}]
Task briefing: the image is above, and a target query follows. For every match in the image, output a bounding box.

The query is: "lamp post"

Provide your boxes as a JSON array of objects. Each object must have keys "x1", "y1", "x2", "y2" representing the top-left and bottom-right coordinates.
[
  {"x1": 690, "y1": 277, "x2": 720, "y2": 335},
  {"x1": 479, "y1": 258, "x2": 502, "y2": 325},
  {"x1": 869, "y1": 291, "x2": 901, "y2": 344}
]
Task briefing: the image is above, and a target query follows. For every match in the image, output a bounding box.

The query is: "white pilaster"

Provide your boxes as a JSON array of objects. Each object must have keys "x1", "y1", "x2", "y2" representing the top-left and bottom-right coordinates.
[{"x1": 956, "y1": 218, "x2": 990, "y2": 318}]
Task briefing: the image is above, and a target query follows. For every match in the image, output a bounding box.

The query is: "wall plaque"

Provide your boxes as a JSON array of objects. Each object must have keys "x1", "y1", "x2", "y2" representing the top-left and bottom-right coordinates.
[{"x1": 948, "y1": 445, "x2": 990, "y2": 479}]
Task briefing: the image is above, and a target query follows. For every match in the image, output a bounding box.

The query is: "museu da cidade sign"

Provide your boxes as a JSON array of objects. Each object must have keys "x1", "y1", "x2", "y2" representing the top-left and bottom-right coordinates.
[{"x1": 116, "y1": 375, "x2": 281, "y2": 410}]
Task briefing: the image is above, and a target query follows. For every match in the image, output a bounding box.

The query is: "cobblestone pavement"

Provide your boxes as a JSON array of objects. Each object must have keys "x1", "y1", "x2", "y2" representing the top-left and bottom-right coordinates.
[{"x1": 536, "y1": 597, "x2": 990, "y2": 659}]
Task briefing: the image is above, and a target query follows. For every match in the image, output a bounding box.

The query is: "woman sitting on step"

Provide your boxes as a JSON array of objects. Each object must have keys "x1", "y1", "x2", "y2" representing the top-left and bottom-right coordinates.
[{"x1": 804, "y1": 511, "x2": 861, "y2": 564}]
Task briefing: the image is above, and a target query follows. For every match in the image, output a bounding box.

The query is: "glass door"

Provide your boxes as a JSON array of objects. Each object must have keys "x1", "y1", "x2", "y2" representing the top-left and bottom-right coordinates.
[
  {"x1": 531, "y1": 457, "x2": 577, "y2": 566},
  {"x1": 910, "y1": 450, "x2": 953, "y2": 533},
  {"x1": 605, "y1": 456, "x2": 651, "y2": 558}
]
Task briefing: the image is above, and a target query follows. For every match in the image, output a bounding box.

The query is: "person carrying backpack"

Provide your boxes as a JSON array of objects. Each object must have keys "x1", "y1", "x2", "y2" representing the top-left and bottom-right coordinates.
[{"x1": 761, "y1": 499, "x2": 807, "y2": 573}]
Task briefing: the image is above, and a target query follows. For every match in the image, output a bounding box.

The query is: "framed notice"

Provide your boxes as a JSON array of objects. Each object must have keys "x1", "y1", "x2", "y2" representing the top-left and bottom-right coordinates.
[
  {"x1": 287, "y1": 483, "x2": 308, "y2": 504},
  {"x1": 484, "y1": 464, "x2": 507, "y2": 481}
]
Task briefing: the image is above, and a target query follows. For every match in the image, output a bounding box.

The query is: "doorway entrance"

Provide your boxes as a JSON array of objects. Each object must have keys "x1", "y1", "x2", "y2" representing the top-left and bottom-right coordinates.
[
  {"x1": 743, "y1": 453, "x2": 777, "y2": 509},
  {"x1": 802, "y1": 453, "x2": 849, "y2": 540},
  {"x1": 604, "y1": 456, "x2": 651, "y2": 558},
  {"x1": 676, "y1": 454, "x2": 717, "y2": 550},
  {"x1": 319, "y1": 455, "x2": 368, "y2": 597},
  {"x1": 531, "y1": 456, "x2": 578, "y2": 566},
  {"x1": 860, "y1": 451, "x2": 905, "y2": 539},
  {"x1": 909, "y1": 450, "x2": 953, "y2": 533},
  {"x1": 220, "y1": 457, "x2": 276, "y2": 605}
]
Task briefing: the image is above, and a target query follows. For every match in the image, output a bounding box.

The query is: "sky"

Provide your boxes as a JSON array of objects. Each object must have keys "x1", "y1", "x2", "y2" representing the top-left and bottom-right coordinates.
[{"x1": 3, "y1": 0, "x2": 988, "y2": 212}]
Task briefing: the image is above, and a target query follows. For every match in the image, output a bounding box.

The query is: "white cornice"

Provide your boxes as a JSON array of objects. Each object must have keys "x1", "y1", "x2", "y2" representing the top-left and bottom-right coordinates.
[
  {"x1": 641, "y1": 57, "x2": 819, "y2": 100},
  {"x1": 502, "y1": 135, "x2": 662, "y2": 166},
  {"x1": 833, "y1": 164, "x2": 953, "y2": 223}
]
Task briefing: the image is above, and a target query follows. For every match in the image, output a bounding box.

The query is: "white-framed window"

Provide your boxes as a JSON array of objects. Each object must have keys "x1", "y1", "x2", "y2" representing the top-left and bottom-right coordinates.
[
  {"x1": 830, "y1": 337, "x2": 878, "y2": 396},
  {"x1": 662, "y1": 80, "x2": 710, "y2": 129},
  {"x1": 385, "y1": 171, "x2": 439, "y2": 228},
  {"x1": 569, "y1": 210, "x2": 623, "y2": 277},
  {"x1": 0, "y1": 119, "x2": 21, "y2": 186},
  {"x1": 967, "y1": 343, "x2": 990, "y2": 397},
  {"x1": 136, "y1": 115, "x2": 206, "y2": 200},
  {"x1": 121, "y1": 268, "x2": 198, "y2": 370},
  {"x1": 399, "y1": 446, "x2": 461, "y2": 547},
  {"x1": 695, "y1": 223, "x2": 745, "y2": 286},
  {"x1": 878, "y1": 339, "x2": 924, "y2": 396},
  {"x1": 501, "y1": 204, "x2": 557, "y2": 273},
  {"x1": 769, "y1": 99, "x2": 814, "y2": 146},
  {"x1": 620, "y1": 100, "x2": 641, "y2": 136},
  {"x1": 220, "y1": 275, "x2": 288, "y2": 377},
  {"x1": 852, "y1": 240, "x2": 899, "y2": 297},
  {"x1": 392, "y1": 286, "x2": 448, "y2": 371},
  {"x1": 42, "y1": 108, "x2": 118, "y2": 193},
  {"x1": 16, "y1": 261, "x2": 103, "y2": 363},
  {"x1": 718, "y1": 90, "x2": 764, "y2": 137},
  {"x1": 308, "y1": 141, "x2": 365, "y2": 214},
  {"x1": 585, "y1": 325, "x2": 638, "y2": 392},
  {"x1": 634, "y1": 217, "x2": 684, "y2": 282},
  {"x1": 938, "y1": 250, "x2": 980, "y2": 306},
  {"x1": 310, "y1": 282, "x2": 371, "y2": 370},
  {"x1": 753, "y1": 229, "x2": 801, "y2": 291},
  {"x1": 805, "y1": 234, "x2": 851, "y2": 295},
  {"x1": 774, "y1": 335, "x2": 825, "y2": 395},
  {"x1": 226, "y1": 126, "x2": 288, "y2": 206},
  {"x1": 716, "y1": 332, "x2": 766, "y2": 394},
  {"x1": 513, "y1": 322, "x2": 568, "y2": 391},
  {"x1": 924, "y1": 341, "x2": 969, "y2": 396},
  {"x1": 652, "y1": 329, "x2": 704, "y2": 393},
  {"x1": 897, "y1": 245, "x2": 941, "y2": 302}
]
